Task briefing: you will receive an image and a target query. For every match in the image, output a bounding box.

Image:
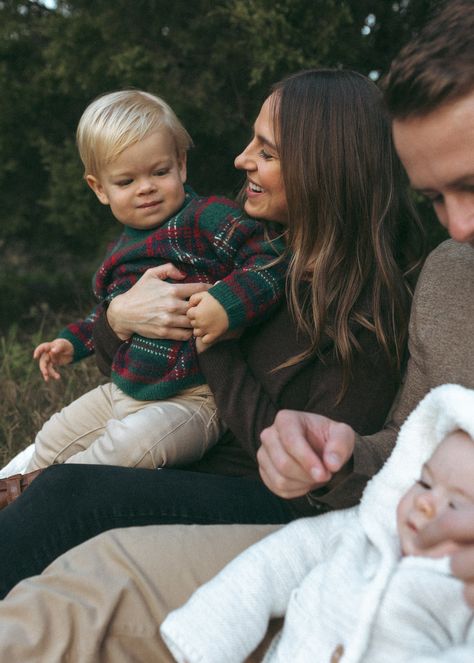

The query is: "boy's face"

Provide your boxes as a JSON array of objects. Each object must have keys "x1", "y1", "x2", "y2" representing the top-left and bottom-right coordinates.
[
  {"x1": 86, "y1": 129, "x2": 187, "y2": 230},
  {"x1": 397, "y1": 430, "x2": 474, "y2": 557}
]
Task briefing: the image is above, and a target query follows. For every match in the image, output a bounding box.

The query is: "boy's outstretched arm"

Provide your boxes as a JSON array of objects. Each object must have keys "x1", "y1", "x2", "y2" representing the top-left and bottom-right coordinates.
[{"x1": 33, "y1": 338, "x2": 74, "y2": 382}]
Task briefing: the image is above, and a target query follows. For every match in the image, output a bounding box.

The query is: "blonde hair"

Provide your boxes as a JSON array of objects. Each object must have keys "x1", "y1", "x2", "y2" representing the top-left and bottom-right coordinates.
[{"x1": 76, "y1": 90, "x2": 192, "y2": 176}]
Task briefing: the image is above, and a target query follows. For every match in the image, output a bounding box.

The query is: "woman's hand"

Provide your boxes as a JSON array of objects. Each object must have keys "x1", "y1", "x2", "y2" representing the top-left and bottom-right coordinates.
[
  {"x1": 257, "y1": 410, "x2": 355, "y2": 498},
  {"x1": 106, "y1": 264, "x2": 211, "y2": 341}
]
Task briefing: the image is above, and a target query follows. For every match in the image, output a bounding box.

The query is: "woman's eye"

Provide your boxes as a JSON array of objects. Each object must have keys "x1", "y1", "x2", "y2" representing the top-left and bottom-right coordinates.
[{"x1": 258, "y1": 149, "x2": 273, "y2": 161}]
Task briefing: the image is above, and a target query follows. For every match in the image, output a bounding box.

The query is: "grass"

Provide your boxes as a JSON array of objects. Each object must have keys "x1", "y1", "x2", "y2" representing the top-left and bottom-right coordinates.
[{"x1": 0, "y1": 312, "x2": 105, "y2": 467}]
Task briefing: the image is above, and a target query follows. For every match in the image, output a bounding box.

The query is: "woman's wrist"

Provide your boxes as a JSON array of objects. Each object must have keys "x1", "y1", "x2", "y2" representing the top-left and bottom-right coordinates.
[{"x1": 106, "y1": 295, "x2": 132, "y2": 340}]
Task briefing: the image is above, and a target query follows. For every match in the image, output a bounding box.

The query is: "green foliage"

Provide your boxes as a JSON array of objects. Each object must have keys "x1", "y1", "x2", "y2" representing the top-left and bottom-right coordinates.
[{"x1": 0, "y1": 0, "x2": 441, "y2": 331}]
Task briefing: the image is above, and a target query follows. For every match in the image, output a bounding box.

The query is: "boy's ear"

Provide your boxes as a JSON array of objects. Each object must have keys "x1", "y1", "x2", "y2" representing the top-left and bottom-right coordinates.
[
  {"x1": 178, "y1": 152, "x2": 187, "y2": 184},
  {"x1": 85, "y1": 175, "x2": 109, "y2": 205}
]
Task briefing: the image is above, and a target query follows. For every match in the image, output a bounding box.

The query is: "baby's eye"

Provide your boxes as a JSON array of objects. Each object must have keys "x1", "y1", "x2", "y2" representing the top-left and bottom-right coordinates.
[
  {"x1": 116, "y1": 179, "x2": 132, "y2": 187},
  {"x1": 416, "y1": 479, "x2": 431, "y2": 490},
  {"x1": 154, "y1": 169, "x2": 169, "y2": 176},
  {"x1": 448, "y1": 501, "x2": 458, "y2": 510}
]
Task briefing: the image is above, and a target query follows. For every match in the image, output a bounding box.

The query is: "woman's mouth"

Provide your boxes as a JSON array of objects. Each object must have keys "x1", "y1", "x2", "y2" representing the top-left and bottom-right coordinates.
[{"x1": 247, "y1": 181, "x2": 264, "y2": 195}]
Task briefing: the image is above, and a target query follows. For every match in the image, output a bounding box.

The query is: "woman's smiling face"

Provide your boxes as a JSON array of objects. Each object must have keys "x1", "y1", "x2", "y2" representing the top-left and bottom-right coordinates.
[{"x1": 234, "y1": 95, "x2": 288, "y2": 224}]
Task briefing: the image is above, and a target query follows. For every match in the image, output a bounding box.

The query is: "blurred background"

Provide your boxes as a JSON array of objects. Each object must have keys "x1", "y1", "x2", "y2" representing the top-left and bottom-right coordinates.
[{"x1": 0, "y1": 0, "x2": 446, "y2": 455}]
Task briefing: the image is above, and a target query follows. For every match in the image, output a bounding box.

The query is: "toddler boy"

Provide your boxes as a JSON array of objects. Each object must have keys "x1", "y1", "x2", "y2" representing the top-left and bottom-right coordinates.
[{"x1": 25, "y1": 90, "x2": 286, "y2": 473}]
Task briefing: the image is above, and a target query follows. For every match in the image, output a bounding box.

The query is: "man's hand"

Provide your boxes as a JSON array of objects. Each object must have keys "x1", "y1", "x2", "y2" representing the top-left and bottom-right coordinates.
[
  {"x1": 257, "y1": 410, "x2": 355, "y2": 499},
  {"x1": 187, "y1": 292, "x2": 229, "y2": 344},
  {"x1": 415, "y1": 508, "x2": 474, "y2": 608},
  {"x1": 33, "y1": 338, "x2": 74, "y2": 381},
  {"x1": 106, "y1": 264, "x2": 211, "y2": 341}
]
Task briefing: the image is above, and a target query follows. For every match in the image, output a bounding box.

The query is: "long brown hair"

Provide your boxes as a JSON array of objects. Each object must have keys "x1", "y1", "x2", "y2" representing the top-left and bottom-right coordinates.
[{"x1": 271, "y1": 69, "x2": 424, "y2": 395}]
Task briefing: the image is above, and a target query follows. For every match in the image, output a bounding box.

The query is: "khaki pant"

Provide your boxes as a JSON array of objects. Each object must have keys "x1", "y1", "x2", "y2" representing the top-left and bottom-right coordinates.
[
  {"x1": 0, "y1": 523, "x2": 280, "y2": 661},
  {"x1": 27, "y1": 383, "x2": 224, "y2": 471}
]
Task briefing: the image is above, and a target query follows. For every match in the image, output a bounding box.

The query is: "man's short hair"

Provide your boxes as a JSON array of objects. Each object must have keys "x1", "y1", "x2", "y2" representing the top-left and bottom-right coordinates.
[
  {"x1": 77, "y1": 90, "x2": 192, "y2": 176},
  {"x1": 383, "y1": 0, "x2": 474, "y2": 119}
]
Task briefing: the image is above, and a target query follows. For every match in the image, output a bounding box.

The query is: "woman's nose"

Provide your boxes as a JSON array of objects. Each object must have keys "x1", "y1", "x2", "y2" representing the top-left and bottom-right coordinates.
[{"x1": 234, "y1": 142, "x2": 256, "y2": 171}]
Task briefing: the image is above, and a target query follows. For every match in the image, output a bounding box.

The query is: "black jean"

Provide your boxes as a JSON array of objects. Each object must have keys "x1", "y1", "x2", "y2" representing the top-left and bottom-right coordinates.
[{"x1": 0, "y1": 464, "x2": 301, "y2": 598}]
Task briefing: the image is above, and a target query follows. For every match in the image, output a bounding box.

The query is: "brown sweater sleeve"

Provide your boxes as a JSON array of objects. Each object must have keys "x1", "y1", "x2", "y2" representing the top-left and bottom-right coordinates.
[
  {"x1": 92, "y1": 309, "x2": 125, "y2": 377},
  {"x1": 198, "y1": 306, "x2": 398, "y2": 466}
]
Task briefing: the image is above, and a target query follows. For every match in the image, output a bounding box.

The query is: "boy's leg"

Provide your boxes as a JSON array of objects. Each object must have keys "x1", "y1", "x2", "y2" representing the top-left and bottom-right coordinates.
[
  {"x1": 0, "y1": 523, "x2": 280, "y2": 662},
  {"x1": 65, "y1": 385, "x2": 225, "y2": 468},
  {"x1": 26, "y1": 383, "x2": 116, "y2": 470}
]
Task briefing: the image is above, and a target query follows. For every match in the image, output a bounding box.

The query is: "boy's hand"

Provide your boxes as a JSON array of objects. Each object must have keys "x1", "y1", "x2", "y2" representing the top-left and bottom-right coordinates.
[
  {"x1": 187, "y1": 292, "x2": 229, "y2": 344},
  {"x1": 33, "y1": 338, "x2": 74, "y2": 382}
]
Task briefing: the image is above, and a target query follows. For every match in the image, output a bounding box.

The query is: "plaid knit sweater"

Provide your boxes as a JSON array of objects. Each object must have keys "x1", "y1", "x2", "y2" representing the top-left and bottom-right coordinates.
[{"x1": 59, "y1": 188, "x2": 287, "y2": 400}]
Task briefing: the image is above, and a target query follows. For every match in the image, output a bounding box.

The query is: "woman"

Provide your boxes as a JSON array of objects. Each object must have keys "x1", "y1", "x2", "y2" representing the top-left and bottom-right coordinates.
[{"x1": 0, "y1": 69, "x2": 422, "y2": 612}]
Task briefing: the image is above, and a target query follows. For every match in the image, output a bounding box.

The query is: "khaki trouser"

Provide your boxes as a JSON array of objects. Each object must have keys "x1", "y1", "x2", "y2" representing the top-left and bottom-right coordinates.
[
  {"x1": 27, "y1": 383, "x2": 224, "y2": 471},
  {"x1": 0, "y1": 523, "x2": 281, "y2": 661}
]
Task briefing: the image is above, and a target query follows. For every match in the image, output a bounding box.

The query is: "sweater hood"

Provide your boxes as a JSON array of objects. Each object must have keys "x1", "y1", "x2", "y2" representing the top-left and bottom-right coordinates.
[{"x1": 359, "y1": 383, "x2": 474, "y2": 549}]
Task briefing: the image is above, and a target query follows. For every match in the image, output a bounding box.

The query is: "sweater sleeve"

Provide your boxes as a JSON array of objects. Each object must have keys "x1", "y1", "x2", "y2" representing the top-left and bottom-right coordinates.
[
  {"x1": 197, "y1": 339, "x2": 280, "y2": 458},
  {"x1": 91, "y1": 308, "x2": 125, "y2": 376},
  {"x1": 57, "y1": 302, "x2": 105, "y2": 362},
  {"x1": 206, "y1": 216, "x2": 288, "y2": 330},
  {"x1": 198, "y1": 324, "x2": 397, "y2": 465},
  {"x1": 160, "y1": 513, "x2": 347, "y2": 663}
]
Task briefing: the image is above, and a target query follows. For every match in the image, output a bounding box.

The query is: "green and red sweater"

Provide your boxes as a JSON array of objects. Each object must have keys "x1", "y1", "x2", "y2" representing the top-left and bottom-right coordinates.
[{"x1": 59, "y1": 188, "x2": 287, "y2": 400}]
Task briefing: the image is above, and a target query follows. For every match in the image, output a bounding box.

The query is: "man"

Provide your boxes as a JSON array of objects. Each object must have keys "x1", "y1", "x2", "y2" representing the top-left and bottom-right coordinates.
[
  {"x1": 0, "y1": 1, "x2": 473, "y2": 660},
  {"x1": 258, "y1": 0, "x2": 474, "y2": 606}
]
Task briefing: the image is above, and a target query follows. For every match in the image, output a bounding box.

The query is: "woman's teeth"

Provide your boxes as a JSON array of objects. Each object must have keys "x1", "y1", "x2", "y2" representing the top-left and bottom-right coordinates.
[{"x1": 249, "y1": 182, "x2": 263, "y2": 193}]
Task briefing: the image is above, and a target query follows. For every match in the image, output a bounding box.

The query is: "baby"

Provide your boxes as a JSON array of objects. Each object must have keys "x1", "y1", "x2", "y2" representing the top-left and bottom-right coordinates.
[
  {"x1": 4, "y1": 90, "x2": 286, "y2": 490},
  {"x1": 161, "y1": 383, "x2": 474, "y2": 663}
]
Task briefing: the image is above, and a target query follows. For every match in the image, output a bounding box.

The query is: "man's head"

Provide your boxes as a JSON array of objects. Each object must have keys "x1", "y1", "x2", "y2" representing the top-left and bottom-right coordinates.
[{"x1": 384, "y1": 0, "x2": 474, "y2": 244}]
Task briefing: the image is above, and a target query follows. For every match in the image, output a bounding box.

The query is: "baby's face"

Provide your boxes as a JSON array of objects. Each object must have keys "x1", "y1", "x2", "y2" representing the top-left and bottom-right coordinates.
[
  {"x1": 397, "y1": 430, "x2": 474, "y2": 557},
  {"x1": 88, "y1": 128, "x2": 187, "y2": 230}
]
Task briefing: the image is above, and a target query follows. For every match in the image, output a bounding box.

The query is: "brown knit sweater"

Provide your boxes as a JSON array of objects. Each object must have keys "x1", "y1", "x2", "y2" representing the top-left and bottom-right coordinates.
[{"x1": 94, "y1": 287, "x2": 399, "y2": 516}]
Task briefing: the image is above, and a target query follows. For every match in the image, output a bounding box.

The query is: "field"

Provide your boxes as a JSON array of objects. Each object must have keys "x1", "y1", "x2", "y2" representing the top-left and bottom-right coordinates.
[{"x1": 0, "y1": 312, "x2": 104, "y2": 467}]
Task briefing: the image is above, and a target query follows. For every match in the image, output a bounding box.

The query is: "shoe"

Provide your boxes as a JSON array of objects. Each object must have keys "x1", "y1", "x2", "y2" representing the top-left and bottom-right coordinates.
[{"x1": 0, "y1": 469, "x2": 43, "y2": 510}]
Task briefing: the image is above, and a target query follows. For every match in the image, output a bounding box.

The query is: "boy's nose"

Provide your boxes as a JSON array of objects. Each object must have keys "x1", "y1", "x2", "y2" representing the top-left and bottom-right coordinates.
[{"x1": 138, "y1": 178, "x2": 157, "y2": 194}]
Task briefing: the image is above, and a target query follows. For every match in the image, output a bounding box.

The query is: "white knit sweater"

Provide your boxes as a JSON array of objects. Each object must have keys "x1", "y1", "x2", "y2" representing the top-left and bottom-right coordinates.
[{"x1": 161, "y1": 384, "x2": 474, "y2": 663}]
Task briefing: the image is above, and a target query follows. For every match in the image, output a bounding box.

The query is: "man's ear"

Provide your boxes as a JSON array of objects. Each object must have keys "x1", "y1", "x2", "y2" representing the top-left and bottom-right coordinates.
[
  {"x1": 178, "y1": 152, "x2": 187, "y2": 184},
  {"x1": 85, "y1": 175, "x2": 109, "y2": 205}
]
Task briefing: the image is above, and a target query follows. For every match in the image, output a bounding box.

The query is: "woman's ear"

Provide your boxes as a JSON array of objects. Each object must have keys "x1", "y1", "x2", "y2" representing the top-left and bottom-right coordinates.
[
  {"x1": 178, "y1": 152, "x2": 187, "y2": 184},
  {"x1": 85, "y1": 174, "x2": 110, "y2": 205}
]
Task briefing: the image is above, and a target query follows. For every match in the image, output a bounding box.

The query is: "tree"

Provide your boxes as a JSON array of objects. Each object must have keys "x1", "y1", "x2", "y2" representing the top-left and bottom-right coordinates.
[{"x1": 0, "y1": 0, "x2": 441, "y2": 325}]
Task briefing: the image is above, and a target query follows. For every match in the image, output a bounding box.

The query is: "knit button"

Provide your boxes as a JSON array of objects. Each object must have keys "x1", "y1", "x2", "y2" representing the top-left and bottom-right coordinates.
[{"x1": 330, "y1": 644, "x2": 344, "y2": 663}]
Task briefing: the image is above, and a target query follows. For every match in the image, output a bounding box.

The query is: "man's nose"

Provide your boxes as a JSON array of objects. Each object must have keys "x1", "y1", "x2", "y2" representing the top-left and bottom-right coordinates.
[{"x1": 445, "y1": 195, "x2": 474, "y2": 243}]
